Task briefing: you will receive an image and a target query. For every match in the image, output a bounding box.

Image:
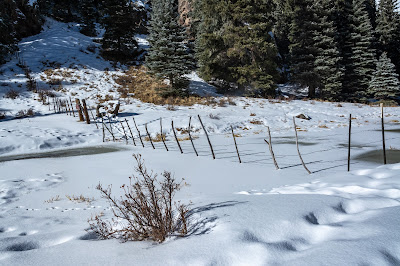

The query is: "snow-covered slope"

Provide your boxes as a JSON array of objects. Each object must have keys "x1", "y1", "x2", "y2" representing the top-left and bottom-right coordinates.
[{"x1": 1, "y1": 19, "x2": 400, "y2": 265}]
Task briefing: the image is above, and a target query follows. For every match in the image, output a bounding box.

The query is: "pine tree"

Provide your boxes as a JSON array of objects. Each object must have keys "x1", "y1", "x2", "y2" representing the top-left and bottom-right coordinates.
[
  {"x1": 195, "y1": 0, "x2": 231, "y2": 88},
  {"x1": 368, "y1": 53, "x2": 400, "y2": 100},
  {"x1": 313, "y1": 0, "x2": 344, "y2": 100},
  {"x1": 222, "y1": 0, "x2": 278, "y2": 96},
  {"x1": 376, "y1": 0, "x2": 400, "y2": 74},
  {"x1": 146, "y1": 0, "x2": 195, "y2": 96},
  {"x1": 101, "y1": 0, "x2": 140, "y2": 60},
  {"x1": 347, "y1": 0, "x2": 377, "y2": 99},
  {"x1": 369, "y1": 52, "x2": 400, "y2": 99},
  {"x1": 80, "y1": 0, "x2": 97, "y2": 36},
  {"x1": 288, "y1": 0, "x2": 319, "y2": 97}
]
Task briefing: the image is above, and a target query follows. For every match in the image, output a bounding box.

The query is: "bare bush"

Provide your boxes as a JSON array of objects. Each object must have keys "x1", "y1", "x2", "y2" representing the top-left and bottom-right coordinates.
[
  {"x1": 5, "y1": 89, "x2": 19, "y2": 99},
  {"x1": 88, "y1": 154, "x2": 190, "y2": 242}
]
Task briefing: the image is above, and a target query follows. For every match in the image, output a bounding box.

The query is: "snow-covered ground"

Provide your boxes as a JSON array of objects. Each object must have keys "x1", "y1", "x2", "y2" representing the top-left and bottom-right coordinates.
[{"x1": 1, "y1": 19, "x2": 400, "y2": 265}]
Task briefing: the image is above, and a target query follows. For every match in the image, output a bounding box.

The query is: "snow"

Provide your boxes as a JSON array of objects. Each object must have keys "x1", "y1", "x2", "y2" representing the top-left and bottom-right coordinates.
[{"x1": 1, "y1": 19, "x2": 400, "y2": 265}]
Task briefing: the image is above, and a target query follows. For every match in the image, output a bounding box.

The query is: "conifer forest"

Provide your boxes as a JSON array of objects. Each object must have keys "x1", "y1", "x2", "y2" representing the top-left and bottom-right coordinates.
[{"x1": 1, "y1": 0, "x2": 400, "y2": 102}]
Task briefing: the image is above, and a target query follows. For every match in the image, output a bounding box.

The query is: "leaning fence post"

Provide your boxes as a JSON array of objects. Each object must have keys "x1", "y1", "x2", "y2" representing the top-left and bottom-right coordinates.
[
  {"x1": 101, "y1": 117, "x2": 105, "y2": 142},
  {"x1": 133, "y1": 117, "x2": 144, "y2": 147},
  {"x1": 107, "y1": 113, "x2": 115, "y2": 141},
  {"x1": 119, "y1": 120, "x2": 129, "y2": 145},
  {"x1": 264, "y1": 126, "x2": 279, "y2": 170},
  {"x1": 381, "y1": 103, "x2": 387, "y2": 165},
  {"x1": 145, "y1": 123, "x2": 155, "y2": 149},
  {"x1": 188, "y1": 116, "x2": 198, "y2": 156},
  {"x1": 81, "y1": 99, "x2": 91, "y2": 124},
  {"x1": 125, "y1": 119, "x2": 136, "y2": 146},
  {"x1": 172, "y1": 120, "x2": 183, "y2": 154},
  {"x1": 160, "y1": 118, "x2": 169, "y2": 151},
  {"x1": 198, "y1": 115, "x2": 215, "y2": 159},
  {"x1": 231, "y1": 125, "x2": 241, "y2": 163},
  {"x1": 75, "y1": 99, "x2": 84, "y2": 121},
  {"x1": 293, "y1": 117, "x2": 311, "y2": 174},
  {"x1": 348, "y1": 114, "x2": 352, "y2": 171},
  {"x1": 69, "y1": 97, "x2": 75, "y2": 117},
  {"x1": 89, "y1": 109, "x2": 99, "y2": 129}
]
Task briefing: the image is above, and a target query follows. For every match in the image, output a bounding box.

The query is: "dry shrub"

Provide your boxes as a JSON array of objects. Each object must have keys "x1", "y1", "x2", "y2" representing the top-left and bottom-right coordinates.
[
  {"x1": 4, "y1": 89, "x2": 19, "y2": 99},
  {"x1": 208, "y1": 113, "x2": 220, "y2": 120},
  {"x1": 249, "y1": 119, "x2": 263, "y2": 125},
  {"x1": 115, "y1": 66, "x2": 204, "y2": 106},
  {"x1": 15, "y1": 108, "x2": 34, "y2": 119},
  {"x1": 318, "y1": 125, "x2": 328, "y2": 128},
  {"x1": 66, "y1": 194, "x2": 94, "y2": 204},
  {"x1": 88, "y1": 154, "x2": 190, "y2": 242},
  {"x1": 44, "y1": 195, "x2": 61, "y2": 203},
  {"x1": 145, "y1": 133, "x2": 167, "y2": 142},
  {"x1": 250, "y1": 113, "x2": 256, "y2": 117}
]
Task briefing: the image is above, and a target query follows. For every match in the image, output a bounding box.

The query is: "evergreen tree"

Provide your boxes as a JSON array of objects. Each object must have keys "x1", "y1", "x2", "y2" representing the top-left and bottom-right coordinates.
[
  {"x1": 313, "y1": 0, "x2": 344, "y2": 100},
  {"x1": 223, "y1": 0, "x2": 278, "y2": 96},
  {"x1": 288, "y1": 0, "x2": 319, "y2": 97},
  {"x1": 368, "y1": 52, "x2": 400, "y2": 99},
  {"x1": 195, "y1": 0, "x2": 231, "y2": 88},
  {"x1": 347, "y1": 0, "x2": 377, "y2": 99},
  {"x1": 146, "y1": 0, "x2": 195, "y2": 96},
  {"x1": 101, "y1": 0, "x2": 140, "y2": 60},
  {"x1": 376, "y1": 0, "x2": 400, "y2": 74},
  {"x1": 196, "y1": 0, "x2": 278, "y2": 96},
  {"x1": 80, "y1": 0, "x2": 97, "y2": 36}
]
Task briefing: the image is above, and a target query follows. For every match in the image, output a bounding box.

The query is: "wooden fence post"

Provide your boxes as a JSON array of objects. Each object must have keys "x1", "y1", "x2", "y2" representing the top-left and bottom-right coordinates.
[
  {"x1": 75, "y1": 99, "x2": 84, "y2": 121},
  {"x1": 160, "y1": 118, "x2": 169, "y2": 151},
  {"x1": 264, "y1": 126, "x2": 279, "y2": 170},
  {"x1": 145, "y1": 123, "x2": 155, "y2": 149},
  {"x1": 69, "y1": 97, "x2": 75, "y2": 117},
  {"x1": 231, "y1": 125, "x2": 241, "y2": 163},
  {"x1": 293, "y1": 117, "x2": 311, "y2": 174},
  {"x1": 188, "y1": 116, "x2": 198, "y2": 156},
  {"x1": 101, "y1": 117, "x2": 105, "y2": 142},
  {"x1": 125, "y1": 119, "x2": 136, "y2": 146},
  {"x1": 348, "y1": 114, "x2": 352, "y2": 171},
  {"x1": 119, "y1": 120, "x2": 129, "y2": 145},
  {"x1": 90, "y1": 109, "x2": 99, "y2": 129},
  {"x1": 107, "y1": 113, "x2": 115, "y2": 141},
  {"x1": 381, "y1": 103, "x2": 387, "y2": 165},
  {"x1": 198, "y1": 115, "x2": 215, "y2": 159},
  {"x1": 81, "y1": 99, "x2": 91, "y2": 124},
  {"x1": 133, "y1": 117, "x2": 144, "y2": 147},
  {"x1": 172, "y1": 120, "x2": 183, "y2": 154}
]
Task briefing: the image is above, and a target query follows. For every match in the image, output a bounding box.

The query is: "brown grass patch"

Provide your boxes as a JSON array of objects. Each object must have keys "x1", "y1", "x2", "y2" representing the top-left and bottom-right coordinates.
[{"x1": 115, "y1": 66, "x2": 208, "y2": 106}]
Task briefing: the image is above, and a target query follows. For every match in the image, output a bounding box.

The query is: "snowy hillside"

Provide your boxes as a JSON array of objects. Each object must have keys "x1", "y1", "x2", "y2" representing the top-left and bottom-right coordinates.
[{"x1": 1, "y1": 20, "x2": 400, "y2": 265}]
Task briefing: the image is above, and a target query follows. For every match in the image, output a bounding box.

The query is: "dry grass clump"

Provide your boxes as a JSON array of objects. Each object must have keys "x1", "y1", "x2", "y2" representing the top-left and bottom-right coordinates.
[
  {"x1": 145, "y1": 133, "x2": 167, "y2": 142},
  {"x1": 88, "y1": 154, "x2": 190, "y2": 243},
  {"x1": 115, "y1": 66, "x2": 204, "y2": 106},
  {"x1": 4, "y1": 89, "x2": 19, "y2": 99},
  {"x1": 44, "y1": 195, "x2": 62, "y2": 203},
  {"x1": 66, "y1": 194, "x2": 94, "y2": 204},
  {"x1": 249, "y1": 119, "x2": 263, "y2": 125},
  {"x1": 15, "y1": 108, "x2": 34, "y2": 119}
]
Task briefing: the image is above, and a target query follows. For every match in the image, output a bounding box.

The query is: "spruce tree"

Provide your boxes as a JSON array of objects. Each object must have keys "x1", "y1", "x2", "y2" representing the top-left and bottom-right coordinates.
[
  {"x1": 80, "y1": 0, "x2": 97, "y2": 36},
  {"x1": 369, "y1": 52, "x2": 400, "y2": 100},
  {"x1": 376, "y1": 0, "x2": 400, "y2": 74},
  {"x1": 195, "y1": 0, "x2": 231, "y2": 87},
  {"x1": 313, "y1": 0, "x2": 344, "y2": 100},
  {"x1": 101, "y1": 0, "x2": 140, "y2": 60},
  {"x1": 146, "y1": 0, "x2": 195, "y2": 96},
  {"x1": 347, "y1": 0, "x2": 377, "y2": 99},
  {"x1": 288, "y1": 0, "x2": 319, "y2": 97},
  {"x1": 223, "y1": 0, "x2": 278, "y2": 96}
]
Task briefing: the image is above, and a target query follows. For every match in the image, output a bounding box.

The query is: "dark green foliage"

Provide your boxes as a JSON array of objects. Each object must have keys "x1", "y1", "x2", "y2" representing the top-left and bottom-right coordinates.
[
  {"x1": 146, "y1": 0, "x2": 195, "y2": 96},
  {"x1": 101, "y1": 0, "x2": 141, "y2": 60},
  {"x1": 376, "y1": 0, "x2": 400, "y2": 74},
  {"x1": 196, "y1": 0, "x2": 278, "y2": 96},
  {"x1": 80, "y1": 0, "x2": 97, "y2": 36},
  {"x1": 288, "y1": 0, "x2": 319, "y2": 97},
  {"x1": 37, "y1": 0, "x2": 80, "y2": 22},
  {"x1": 346, "y1": 0, "x2": 377, "y2": 99},
  {"x1": 369, "y1": 52, "x2": 400, "y2": 100},
  {"x1": 0, "y1": 0, "x2": 42, "y2": 64},
  {"x1": 313, "y1": 0, "x2": 344, "y2": 100}
]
